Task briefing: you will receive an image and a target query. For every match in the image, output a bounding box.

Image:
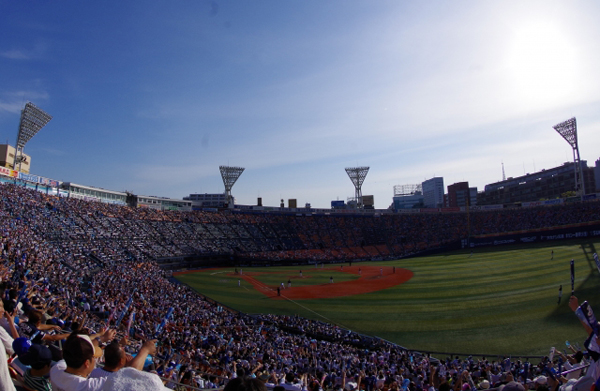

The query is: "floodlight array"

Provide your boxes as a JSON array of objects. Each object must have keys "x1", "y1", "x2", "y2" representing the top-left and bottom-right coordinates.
[
  {"x1": 552, "y1": 117, "x2": 585, "y2": 196},
  {"x1": 553, "y1": 117, "x2": 578, "y2": 148},
  {"x1": 17, "y1": 102, "x2": 52, "y2": 148},
  {"x1": 219, "y1": 166, "x2": 245, "y2": 207},
  {"x1": 345, "y1": 166, "x2": 369, "y2": 208}
]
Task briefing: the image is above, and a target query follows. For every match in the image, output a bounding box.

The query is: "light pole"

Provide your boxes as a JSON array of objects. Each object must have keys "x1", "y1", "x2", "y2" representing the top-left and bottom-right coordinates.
[
  {"x1": 345, "y1": 166, "x2": 369, "y2": 209},
  {"x1": 219, "y1": 165, "x2": 245, "y2": 208},
  {"x1": 553, "y1": 117, "x2": 585, "y2": 196},
  {"x1": 14, "y1": 102, "x2": 52, "y2": 171}
]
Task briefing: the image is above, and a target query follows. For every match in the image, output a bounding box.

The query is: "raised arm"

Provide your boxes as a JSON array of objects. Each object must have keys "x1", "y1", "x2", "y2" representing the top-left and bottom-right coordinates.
[
  {"x1": 128, "y1": 339, "x2": 157, "y2": 371},
  {"x1": 569, "y1": 296, "x2": 594, "y2": 335},
  {"x1": 4, "y1": 310, "x2": 19, "y2": 339}
]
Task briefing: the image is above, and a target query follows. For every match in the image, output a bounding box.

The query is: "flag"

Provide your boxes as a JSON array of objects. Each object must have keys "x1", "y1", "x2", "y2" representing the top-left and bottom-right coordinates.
[
  {"x1": 155, "y1": 307, "x2": 174, "y2": 338},
  {"x1": 115, "y1": 289, "x2": 137, "y2": 327},
  {"x1": 107, "y1": 307, "x2": 117, "y2": 325},
  {"x1": 581, "y1": 301, "x2": 599, "y2": 335},
  {"x1": 570, "y1": 259, "x2": 575, "y2": 295},
  {"x1": 127, "y1": 311, "x2": 136, "y2": 337}
]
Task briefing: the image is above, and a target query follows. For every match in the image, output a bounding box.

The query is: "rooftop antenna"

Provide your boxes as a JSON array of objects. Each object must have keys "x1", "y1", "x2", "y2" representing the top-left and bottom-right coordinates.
[{"x1": 502, "y1": 161, "x2": 506, "y2": 181}]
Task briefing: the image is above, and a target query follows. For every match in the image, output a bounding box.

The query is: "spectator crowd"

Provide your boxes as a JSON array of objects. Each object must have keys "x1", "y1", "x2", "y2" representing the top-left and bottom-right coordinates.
[{"x1": 1, "y1": 181, "x2": 600, "y2": 390}]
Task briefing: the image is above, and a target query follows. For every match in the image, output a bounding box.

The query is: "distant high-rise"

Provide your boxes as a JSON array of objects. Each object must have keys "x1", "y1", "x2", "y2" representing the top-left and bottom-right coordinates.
[
  {"x1": 469, "y1": 187, "x2": 478, "y2": 206},
  {"x1": 595, "y1": 158, "x2": 600, "y2": 192},
  {"x1": 447, "y1": 182, "x2": 470, "y2": 207},
  {"x1": 422, "y1": 177, "x2": 444, "y2": 208}
]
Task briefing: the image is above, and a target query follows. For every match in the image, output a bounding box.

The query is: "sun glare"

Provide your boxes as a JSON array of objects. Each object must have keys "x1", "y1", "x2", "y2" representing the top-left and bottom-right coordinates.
[{"x1": 505, "y1": 21, "x2": 580, "y2": 108}]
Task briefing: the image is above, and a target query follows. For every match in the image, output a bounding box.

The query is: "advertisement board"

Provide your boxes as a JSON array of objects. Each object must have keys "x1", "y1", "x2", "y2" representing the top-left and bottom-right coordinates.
[{"x1": 467, "y1": 223, "x2": 600, "y2": 248}]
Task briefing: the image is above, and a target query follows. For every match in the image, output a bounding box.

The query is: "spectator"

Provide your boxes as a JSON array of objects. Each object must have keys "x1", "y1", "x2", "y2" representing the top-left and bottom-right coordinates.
[
  {"x1": 50, "y1": 330, "x2": 115, "y2": 390},
  {"x1": 20, "y1": 343, "x2": 53, "y2": 391}
]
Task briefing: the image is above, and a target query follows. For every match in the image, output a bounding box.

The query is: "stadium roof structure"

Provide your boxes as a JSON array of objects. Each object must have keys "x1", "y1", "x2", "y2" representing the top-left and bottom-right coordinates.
[
  {"x1": 345, "y1": 166, "x2": 369, "y2": 209},
  {"x1": 394, "y1": 184, "x2": 422, "y2": 197},
  {"x1": 14, "y1": 102, "x2": 52, "y2": 170},
  {"x1": 219, "y1": 165, "x2": 245, "y2": 208},
  {"x1": 553, "y1": 117, "x2": 585, "y2": 196}
]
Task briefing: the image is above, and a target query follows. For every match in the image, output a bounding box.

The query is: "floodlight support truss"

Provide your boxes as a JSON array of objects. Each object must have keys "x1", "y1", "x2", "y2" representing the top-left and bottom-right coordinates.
[
  {"x1": 553, "y1": 117, "x2": 585, "y2": 196},
  {"x1": 14, "y1": 102, "x2": 52, "y2": 171},
  {"x1": 219, "y1": 166, "x2": 245, "y2": 208},
  {"x1": 345, "y1": 166, "x2": 369, "y2": 208}
]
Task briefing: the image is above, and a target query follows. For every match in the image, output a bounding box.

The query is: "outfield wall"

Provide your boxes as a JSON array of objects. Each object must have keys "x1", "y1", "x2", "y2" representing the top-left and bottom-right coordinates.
[{"x1": 466, "y1": 222, "x2": 600, "y2": 249}]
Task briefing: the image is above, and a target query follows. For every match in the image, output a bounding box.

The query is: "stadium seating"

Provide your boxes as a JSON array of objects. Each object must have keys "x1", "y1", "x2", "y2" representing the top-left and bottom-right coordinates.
[{"x1": 1, "y1": 182, "x2": 599, "y2": 390}]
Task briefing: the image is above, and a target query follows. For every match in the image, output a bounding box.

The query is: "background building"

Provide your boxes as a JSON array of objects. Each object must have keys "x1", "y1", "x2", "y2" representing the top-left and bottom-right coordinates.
[
  {"x1": 469, "y1": 187, "x2": 478, "y2": 206},
  {"x1": 447, "y1": 182, "x2": 470, "y2": 207},
  {"x1": 363, "y1": 195, "x2": 375, "y2": 209},
  {"x1": 184, "y1": 193, "x2": 228, "y2": 209},
  {"x1": 478, "y1": 161, "x2": 597, "y2": 205},
  {"x1": 393, "y1": 184, "x2": 423, "y2": 210},
  {"x1": 422, "y1": 177, "x2": 444, "y2": 208},
  {"x1": 0, "y1": 144, "x2": 31, "y2": 174},
  {"x1": 136, "y1": 195, "x2": 192, "y2": 211},
  {"x1": 331, "y1": 200, "x2": 346, "y2": 209},
  {"x1": 595, "y1": 158, "x2": 600, "y2": 192}
]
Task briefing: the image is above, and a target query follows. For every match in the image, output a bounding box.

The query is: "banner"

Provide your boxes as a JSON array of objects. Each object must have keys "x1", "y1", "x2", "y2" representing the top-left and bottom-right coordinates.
[
  {"x1": 155, "y1": 307, "x2": 174, "y2": 338},
  {"x1": 477, "y1": 204, "x2": 504, "y2": 210},
  {"x1": 543, "y1": 199, "x2": 564, "y2": 205},
  {"x1": 116, "y1": 289, "x2": 137, "y2": 327},
  {"x1": 469, "y1": 223, "x2": 600, "y2": 248},
  {"x1": 19, "y1": 173, "x2": 40, "y2": 183},
  {"x1": 521, "y1": 201, "x2": 543, "y2": 208},
  {"x1": 127, "y1": 311, "x2": 136, "y2": 337}
]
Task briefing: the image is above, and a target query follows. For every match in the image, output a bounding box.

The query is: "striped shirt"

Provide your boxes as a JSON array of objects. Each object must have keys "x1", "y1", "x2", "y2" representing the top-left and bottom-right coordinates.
[{"x1": 24, "y1": 369, "x2": 53, "y2": 391}]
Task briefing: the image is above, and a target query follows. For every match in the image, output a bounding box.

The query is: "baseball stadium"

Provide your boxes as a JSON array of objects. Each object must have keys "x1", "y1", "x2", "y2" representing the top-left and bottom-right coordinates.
[
  {"x1": 6, "y1": 1, "x2": 600, "y2": 390},
  {"x1": 1, "y1": 103, "x2": 600, "y2": 391}
]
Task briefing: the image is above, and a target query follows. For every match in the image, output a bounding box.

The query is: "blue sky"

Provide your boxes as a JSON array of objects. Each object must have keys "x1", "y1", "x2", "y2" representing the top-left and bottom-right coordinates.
[{"x1": 1, "y1": 1, "x2": 599, "y2": 208}]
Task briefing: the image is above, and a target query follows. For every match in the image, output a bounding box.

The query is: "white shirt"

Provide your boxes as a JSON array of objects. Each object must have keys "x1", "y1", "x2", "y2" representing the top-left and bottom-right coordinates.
[
  {"x1": 0, "y1": 318, "x2": 19, "y2": 337},
  {"x1": 0, "y1": 325, "x2": 14, "y2": 355},
  {"x1": 1, "y1": 340, "x2": 16, "y2": 391},
  {"x1": 89, "y1": 366, "x2": 116, "y2": 379},
  {"x1": 50, "y1": 360, "x2": 108, "y2": 391},
  {"x1": 563, "y1": 360, "x2": 585, "y2": 380},
  {"x1": 281, "y1": 382, "x2": 303, "y2": 391}
]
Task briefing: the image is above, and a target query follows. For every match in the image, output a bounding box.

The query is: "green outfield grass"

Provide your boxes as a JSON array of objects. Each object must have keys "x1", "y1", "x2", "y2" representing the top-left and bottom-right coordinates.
[{"x1": 175, "y1": 239, "x2": 600, "y2": 357}]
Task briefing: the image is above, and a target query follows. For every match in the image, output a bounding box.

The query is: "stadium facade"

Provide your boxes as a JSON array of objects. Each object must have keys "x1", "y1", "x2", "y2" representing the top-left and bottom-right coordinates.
[
  {"x1": 478, "y1": 161, "x2": 597, "y2": 205},
  {"x1": 0, "y1": 144, "x2": 31, "y2": 174},
  {"x1": 184, "y1": 193, "x2": 229, "y2": 209}
]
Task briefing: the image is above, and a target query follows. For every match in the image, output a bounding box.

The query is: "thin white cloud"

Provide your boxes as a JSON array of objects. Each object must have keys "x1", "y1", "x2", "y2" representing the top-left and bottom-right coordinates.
[
  {"x1": 0, "y1": 42, "x2": 48, "y2": 61},
  {"x1": 0, "y1": 101, "x2": 22, "y2": 114},
  {"x1": 1, "y1": 50, "x2": 31, "y2": 60},
  {"x1": 0, "y1": 90, "x2": 50, "y2": 114}
]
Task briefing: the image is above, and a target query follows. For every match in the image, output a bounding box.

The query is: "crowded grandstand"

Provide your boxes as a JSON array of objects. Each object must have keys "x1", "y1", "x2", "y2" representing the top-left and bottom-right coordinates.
[{"x1": 1, "y1": 178, "x2": 600, "y2": 390}]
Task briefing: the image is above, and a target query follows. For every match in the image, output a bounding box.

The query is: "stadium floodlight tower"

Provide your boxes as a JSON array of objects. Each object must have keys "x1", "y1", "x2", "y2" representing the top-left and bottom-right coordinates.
[
  {"x1": 345, "y1": 166, "x2": 369, "y2": 209},
  {"x1": 219, "y1": 165, "x2": 245, "y2": 208},
  {"x1": 553, "y1": 117, "x2": 585, "y2": 196},
  {"x1": 14, "y1": 102, "x2": 52, "y2": 171}
]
